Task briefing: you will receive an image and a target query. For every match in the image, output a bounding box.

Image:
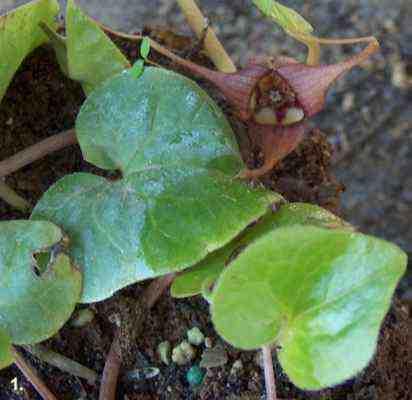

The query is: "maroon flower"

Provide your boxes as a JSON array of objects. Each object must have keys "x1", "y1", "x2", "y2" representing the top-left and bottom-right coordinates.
[{"x1": 166, "y1": 37, "x2": 379, "y2": 178}]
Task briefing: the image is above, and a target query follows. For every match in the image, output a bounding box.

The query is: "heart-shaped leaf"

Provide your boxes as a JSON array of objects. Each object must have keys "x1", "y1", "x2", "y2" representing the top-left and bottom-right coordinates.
[
  {"x1": 32, "y1": 67, "x2": 279, "y2": 303},
  {"x1": 0, "y1": 329, "x2": 13, "y2": 369},
  {"x1": 171, "y1": 203, "x2": 350, "y2": 298},
  {"x1": 212, "y1": 225, "x2": 406, "y2": 389},
  {"x1": 0, "y1": 221, "x2": 82, "y2": 358},
  {"x1": 65, "y1": 0, "x2": 130, "y2": 94},
  {"x1": 0, "y1": 0, "x2": 59, "y2": 102}
]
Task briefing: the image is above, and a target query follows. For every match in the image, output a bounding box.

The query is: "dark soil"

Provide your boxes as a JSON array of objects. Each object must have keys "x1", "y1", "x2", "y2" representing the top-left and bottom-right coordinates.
[{"x1": 0, "y1": 28, "x2": 411, "y2": 400}]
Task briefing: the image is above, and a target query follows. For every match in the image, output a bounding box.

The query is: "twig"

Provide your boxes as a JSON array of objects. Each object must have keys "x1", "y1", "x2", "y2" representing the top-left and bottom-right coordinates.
[
  {"x1": 0, "y1": 129, "x2": 77, "y2": 179},
  {"x1": 99, "y1": 24, "x2": 233, "y2": 79},
  {"x1": 98, "y1": 334, "x2": 122, "y2": 400},
  {"x1": 24, "y1": 344, "x2": 98, "y2": 384},
  {"x1": 176, "y1": 0, "x2": 237, "y2": 73},
  {"x1": 0, "y1": 180, "x2": 31, "y2": 212},
  {"x1": 98, "y1": 274, "x2": 175, "y2": 400},
  {"x1": 262, "y1": 345, "x2": 277, "y2": 400},
  {"x1": 11, "y1": 346, "x2": 58, "y2": 400}
]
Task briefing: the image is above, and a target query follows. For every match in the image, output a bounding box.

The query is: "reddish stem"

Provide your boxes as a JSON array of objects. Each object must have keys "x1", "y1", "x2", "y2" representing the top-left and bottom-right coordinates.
[
  {"x1": 0, "y1": 129, "x2": 77, "y2": 179},
  {"x1": 98, "y1": 334, "x2": 122, "y2": 400},
  {"x1": 142, "y1": 273, "x2": 176, "y2": 309},
  {"x1": 11, "y1": 346, "x2": 58, "y2": 400},
  {"x1": 98, "y1": 274, "x2": 175, "y2": 400},
  {"x1": 262, "y1": 345, "x2": 277, "y2": 400}
]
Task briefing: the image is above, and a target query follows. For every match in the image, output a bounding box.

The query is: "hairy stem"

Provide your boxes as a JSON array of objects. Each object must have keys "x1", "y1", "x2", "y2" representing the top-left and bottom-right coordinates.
[
  {"x1": 24, "y1": 344, "x2": 98, "y2": 384},
  {"x1": 0, "y1": 180, "x2": 31, "y2": 212},
  {"x1": 0, "y1": 129, "x2": 77, "y2": 179},
  {"x1": 262, "y1": 345, "x2": 277, "y2": 400},
  {"x1": 98, "y1": 274, "x2": 175, "y2": 400},
  {"x1": 11, "y1": 346, "x2": 58, "y2": 400},
  {"x1": 176, "y1": 0, "x2": 237, "y2": 73}
]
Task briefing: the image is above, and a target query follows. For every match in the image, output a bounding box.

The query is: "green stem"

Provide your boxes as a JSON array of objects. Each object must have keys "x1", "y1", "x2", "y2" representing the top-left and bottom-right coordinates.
[
  {"x1": 0, "y1": 180, "x2": 31, "y2": 212},
  {"x1": 176, "y1": 0, "x2": 237, "y2": 73},
  {"x1": 24, "y1": 344, "x2": 98, "y2": 384}
]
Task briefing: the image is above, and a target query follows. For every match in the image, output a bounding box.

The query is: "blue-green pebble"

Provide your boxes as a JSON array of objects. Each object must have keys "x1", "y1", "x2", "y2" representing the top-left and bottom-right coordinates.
[{"x1": 186, "y1": 365, "x2": 205, "y2": 387}]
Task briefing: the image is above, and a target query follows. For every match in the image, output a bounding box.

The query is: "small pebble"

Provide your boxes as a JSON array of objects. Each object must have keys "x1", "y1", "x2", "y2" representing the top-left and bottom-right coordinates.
[
  {"x1": 172, "y1": 341, "x2": 196, "y2": 366},
  {"x1": 204, "y1": 337, "x2": 213, "y2": 348},
  {"x1": 157, "y1": 341, "x2": 171, "y2": 365},
  {"x1": 342, "y1": 92, "x2": 355, "y2": 112},
  {"x1": 186, "y1": 365, "x2": 205, "y2": 387},
  {"x1": 187, "y1": 327, "x2": 205, "y2": 346},
  {"x1": 125, "y1": 367, "x2": 160, "y2": 381},
  {"x1": 70, "y1": 308, "x2": 95, "y2": 328},
  {"x1": 199, "y1": 345, "x2": 228, "y2": 368},
  {"x1": 230, "y1": 360, "x2": 244, "y2": 376}
]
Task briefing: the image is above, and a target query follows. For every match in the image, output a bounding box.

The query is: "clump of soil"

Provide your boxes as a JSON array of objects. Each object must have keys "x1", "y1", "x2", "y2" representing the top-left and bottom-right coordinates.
[{"x1": 0, "y1": 29, "x2": 410, "y2": 400}]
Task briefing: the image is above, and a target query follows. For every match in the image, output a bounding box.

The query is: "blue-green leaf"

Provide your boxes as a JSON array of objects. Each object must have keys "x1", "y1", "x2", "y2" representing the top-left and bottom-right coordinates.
[{"x1": 32, "y1": 68, "x2": 280, "y2": 303}]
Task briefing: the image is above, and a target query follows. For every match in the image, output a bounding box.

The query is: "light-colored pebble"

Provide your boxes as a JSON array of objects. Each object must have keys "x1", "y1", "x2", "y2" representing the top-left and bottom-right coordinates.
[
  {"x1": 157, "y1": 341, "x2": 171, "y2": 365},
  {"x1": 172, "y1": 341, "x2": 196, "y2": 366},
  {"x1": 187, "y1": 327, "x2": 205, "y2": 346}
]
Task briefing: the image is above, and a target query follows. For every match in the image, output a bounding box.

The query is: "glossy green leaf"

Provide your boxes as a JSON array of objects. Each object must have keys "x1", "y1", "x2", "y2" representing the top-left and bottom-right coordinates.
[
  {"x1": 0, "y1": 0, "x2": 59, "y2": 102},
  {"x1": 271, "y1": 203, "x2": 353, "y2": 230},
  {"x1": 252, "y1": 0, "x2": 313, "y2": 34},
  {"x1": 130, "y1": 59, "x2": 145, "y2": 79},
  {"x1": 0, "y1": 329, "x2": 13, "y2": 369},
  {"x1": 140, "y1": 37, "x2": 151, "y2": 60},
  {"x1": 0, "y1": 221, "x2": 82, "y2": 347},
  {"x1": 32, "y1": 67, "x2": 279, "y2": 303},
  {"x1": 212, "y1": 225, "x2": 407, "y2": 389},
  {"x1": 65, "y1": 0, "x2": 130, "y2": 94},
  {"x1": 39, "y1": 21, "x2": 69, "y2": 76},
  {"x1": 171, "y1": 202, "x2": 349, "y2": 299}
]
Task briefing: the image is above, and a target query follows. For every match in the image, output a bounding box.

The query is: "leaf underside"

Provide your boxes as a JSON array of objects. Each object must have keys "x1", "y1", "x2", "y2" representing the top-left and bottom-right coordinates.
[
  {"x1": 211, "y1": 225, "x2": 406, "y2": 389},
  {"x1": 32, "y1": 68, "x2": 279, "y2": 303},
  {"x1": 0, "y1": 0, "x2": 59, "y2": 102},
  {"x1": 252, "y1": 0, "x2": 313, "y2": 34},
  {"x1": 0, "y1": 221, "x2": 82, "y2": 362}
]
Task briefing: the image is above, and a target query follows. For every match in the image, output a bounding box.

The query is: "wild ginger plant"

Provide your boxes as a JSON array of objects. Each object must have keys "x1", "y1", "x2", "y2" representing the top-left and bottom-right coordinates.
[{"x1": 0, "y1": 0, "x2": 407, "y2": 399}]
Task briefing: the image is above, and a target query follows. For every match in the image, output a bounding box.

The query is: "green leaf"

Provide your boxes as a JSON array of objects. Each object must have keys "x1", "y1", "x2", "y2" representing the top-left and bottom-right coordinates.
[
  {"x1": 0, "y1": 221, "x2": 82, "y2": 347},
  {"x1": 0, "y1": 329, "x2": 13, "y2": 370},
  {"x1": 0, "y1": 0, "x2": 60, "y2": 102},
  {"x1": 32, "y1": 67, "x2": 279, "y2": 303},
  {"x1": 271, "y1": 202, "x2": 353, "y2": 230},
  {"x1": 171, "y1": 202, "x2": 348, "y2": 299},
  {"x1": 65, "y1": 0, "x2": 130, "y2": 94},
  {"x1": 140, "y1": 37, "x2": 151, "y2": 60},
  {"x1": 130, "y1": 59, "x2": 145, "y2": 79},
  {"x1": 212, "y1": 225, "x2": 407, "y2": 389},
  {"x1": 39, "y1": 21, "x2": 69, "y2": 76},
  {"x1": 252, "y1": 0, "x2": 313, "y2": 34}
]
